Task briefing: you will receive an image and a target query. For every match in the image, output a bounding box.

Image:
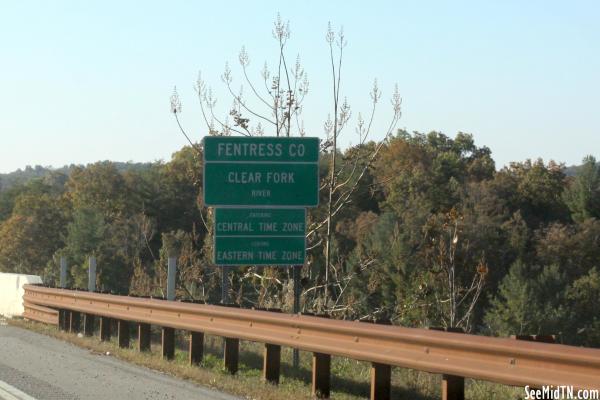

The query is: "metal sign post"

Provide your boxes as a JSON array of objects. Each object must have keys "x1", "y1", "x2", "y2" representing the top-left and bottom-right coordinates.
[
  {"x1": 167, "y1": 257, "x2": 176, "y2": 301},
  {"x1": 292, "y1": 264, "x2": 301, "y2": 368},
  {"x1": 221, "y1": 266, "x2": 230, "y2": 304},
  {"x1": 88, "y1": 256, "x2": 96, "y2": 292},
  {"x1": 59, "y1": 257, "x2": 67, "y2": 289}
]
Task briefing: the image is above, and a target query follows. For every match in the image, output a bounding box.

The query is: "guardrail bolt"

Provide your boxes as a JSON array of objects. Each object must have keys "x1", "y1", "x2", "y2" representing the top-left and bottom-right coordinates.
[
  {"x1": 83, "y1": 314, "x2": 95, "y2": 336},
  {"x1": 138, "y1": 323, "x2": 151, "y2": 352},
  {"x1": 370, "y1": 363, "x2": 391, "y2": 400},
  {"x1": 263, "y1": 343, "x2": 281, "y2": 385},
  {"x1": 99, "y1": 316, "x2": 112, "y2": 342},
  {"x1": 224, "y1": 337, "x2": 239, "y2": 374},
  {"x1": 162, "y1": 327, "x2": 175, "y2": 360},
  {"x1": 118, "y1": 320, "x2": 130, "y2": 348},
  {"x1": 312, "y1": 352, "x2": 331, "y2": 399},
  {"x1": 189, "y1": 331, "x2": 204, "y2": 365}
]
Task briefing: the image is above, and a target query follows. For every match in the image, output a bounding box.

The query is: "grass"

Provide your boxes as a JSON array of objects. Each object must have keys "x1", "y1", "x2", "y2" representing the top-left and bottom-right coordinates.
[{"x1": 8, "y1": 318, "x2": 523, "y2": 399}]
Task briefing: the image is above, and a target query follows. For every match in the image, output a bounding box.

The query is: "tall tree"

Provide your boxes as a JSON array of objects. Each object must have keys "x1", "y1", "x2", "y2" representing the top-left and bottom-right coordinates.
[
  {"x1": 485, "y1": 262, "x2": 568, "y2": 338},
  {"x1": 66, "y1": 162, "x2": 129, "y2": 219},
  {"x1": 0, "y1": 190, "x2": 67, "y2": 274},
  {"x1": 564, "y1": 155, "x2": 600, "y2": 223}
]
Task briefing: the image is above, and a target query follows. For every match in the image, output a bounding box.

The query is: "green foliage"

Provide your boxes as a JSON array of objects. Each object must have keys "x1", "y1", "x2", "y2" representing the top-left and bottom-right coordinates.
[
  {"x1": 0, "y1": 184, "x2": 26, "y2": 222},
  {"x1": 533, "y1": 219, "x2": 600, "y2": 278},
  {"x1": 485, "y1": 259, "x2": 600, "y2": 347},
  {"x1": 563, "y1": 155, "x2": 600, "y2": 223},
  {"x1": 485, "y1": 262, "x2": 569, "y2": 337},
  {"x1": 0, "y1": 183, "x2": 67, "y2": 275},
  {"x1": 67, "y1": 162, "x2": 130, "y2": 218},
  {"x1": 492, "y1": 159, "x2": 569, "y2": 227},
  {"x1": 2, "y1": 132, "x2": 599, "y2": 347},
  {"x1": 566, "y1": 268, "x2": 600, "y2": 346},
  {"x1": 375, "y1": 131, "x2": 495, "y2": 216}
]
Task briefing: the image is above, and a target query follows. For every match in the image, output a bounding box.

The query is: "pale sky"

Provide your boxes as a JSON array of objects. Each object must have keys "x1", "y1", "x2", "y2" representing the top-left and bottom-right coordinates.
[{"x1": 1, "y1": 0, "x2": 599, "y2": 173}]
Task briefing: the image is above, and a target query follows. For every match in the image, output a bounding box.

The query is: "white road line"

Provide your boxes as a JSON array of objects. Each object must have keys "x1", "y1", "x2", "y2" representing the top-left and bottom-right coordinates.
[{"x1": 0, "y1": 380, "x2": 37, "y2": 400}]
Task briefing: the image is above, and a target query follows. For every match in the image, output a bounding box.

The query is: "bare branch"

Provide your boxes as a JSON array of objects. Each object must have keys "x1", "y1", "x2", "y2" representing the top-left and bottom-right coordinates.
[
  {"x1": 170, "y1": 86, "x2": 202, "y2": 155},
  {"x1": 239, "y1": 46, "x2": 276, "y2": 110},
  {"x1": 194, "y1": 72, "x2": 216, "y2": 134}
]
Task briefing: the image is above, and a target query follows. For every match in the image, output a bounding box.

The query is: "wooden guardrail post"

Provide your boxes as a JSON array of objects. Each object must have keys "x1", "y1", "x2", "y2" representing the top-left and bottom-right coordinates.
[
  {"x1": 99, "y1": 316, "x2": 112, "y2": 341},
  {"x1": 69, "y1": 311, "x2": 81, "y2": 333},
  {"x1": 442, "y1": 374, "x2": 464, "y2": 400},
  {"x1": 312, "y1": 352, "x2": 331, "y2": 398},
  {"x1": 370, "y1": 363, "x2": 391, "y2": 400},
  {"x1": 138, "y1": 323, "x2": 151, "y2": 352},
  {"x1": 224, "y1": 337, "x2": 239, "y2": 374},
  {"x1": 189, "y1": 331, "x2": 204, "y2": 365},
  {"x1": 512, "y1": 334, "x2": 556, "y2": 344},
  {"x1": 263, "y1": 343, "x2": 281, "y2": 384},
  {"x1": 83, "y1": 314, "x2": 94, "y2": 336},
  {"x1": 512, "y1": 334, "x2": 556, "y2": 400},
  {"x1": 428, "y1": 327, "x2": 464, "y2": 400},
  {"x1": 84, "y1": 256, "x2": 97, "y2": 338},
  {"x1": 117, "y1": 320, "x2": 130, "y2": 348},
  {"x1": 58, "y1": 309, "x2": 68, "y2": 331},
  {"x1": 162, "y1": 327, "x2": 175, "y2": 360},
  {"x1": 359, "y1": 319, "x2": 393, "y2": 400}
]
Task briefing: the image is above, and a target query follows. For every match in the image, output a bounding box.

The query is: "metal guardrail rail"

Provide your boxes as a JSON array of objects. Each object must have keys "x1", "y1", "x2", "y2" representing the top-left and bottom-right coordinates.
[
  {"x1": 23, "y1": 284, "x2": 600, "y2": 397},
  {"x1": 23, "y1": 301, "x2": 58, "y2": 325}
]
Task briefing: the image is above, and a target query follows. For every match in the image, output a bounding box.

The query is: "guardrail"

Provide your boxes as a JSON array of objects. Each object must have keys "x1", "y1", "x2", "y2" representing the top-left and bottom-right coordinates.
[
  {"x1": 22, "y1": 301, "x2": 58, "y2": 325},
  {"x1": 23, "y1": 284, "x2": 600, "y2": 399}
]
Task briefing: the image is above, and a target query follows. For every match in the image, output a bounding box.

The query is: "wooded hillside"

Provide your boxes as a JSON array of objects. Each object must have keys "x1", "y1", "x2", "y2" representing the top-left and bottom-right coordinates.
[{"x1": 1, "y1": 130, "x2": 599, "y2": 348}]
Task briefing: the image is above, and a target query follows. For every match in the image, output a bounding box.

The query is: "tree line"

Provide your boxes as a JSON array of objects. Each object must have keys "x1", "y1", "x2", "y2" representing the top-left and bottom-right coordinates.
[{"x1": 1, "y1": 130, "x2": 599, "y2": 347}]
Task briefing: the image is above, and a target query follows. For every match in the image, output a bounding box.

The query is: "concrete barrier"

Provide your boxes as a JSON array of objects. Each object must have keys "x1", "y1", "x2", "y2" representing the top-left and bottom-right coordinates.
[{"x1": 0, "y1": 273, "x2": 43, "y2": 317}]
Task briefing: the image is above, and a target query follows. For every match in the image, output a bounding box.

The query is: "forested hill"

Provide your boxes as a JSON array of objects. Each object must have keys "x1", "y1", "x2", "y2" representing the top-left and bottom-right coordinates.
[
  {"x1": 1, "y1": 130, "x2": 599, "y2": 349},
  {"x1": 0, "y1": 162, "x2": 154, "y2": 192},
  {"x1": 1, "y1": 158, "x2": 586, "y2": 193},
  {"x1": 563, "y1": 164, "x2": 585, "y2": 177}
]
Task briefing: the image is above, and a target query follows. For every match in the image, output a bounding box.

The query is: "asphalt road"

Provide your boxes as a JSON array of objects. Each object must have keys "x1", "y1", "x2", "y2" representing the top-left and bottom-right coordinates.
[{"x1": 0, "y1": 322, "x2": 239, "y2": 400}]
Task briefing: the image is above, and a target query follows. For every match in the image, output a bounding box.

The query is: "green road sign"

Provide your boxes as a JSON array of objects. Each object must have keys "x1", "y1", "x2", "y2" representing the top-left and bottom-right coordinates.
[
  {"x1": 214, "y1": 208, "x2": 306, "y2": 266},
  {"x1": 204, "y1": 163, "x2": 318, "y2": 207},
  {"x1": 204, "y1": 136, "x2": 319, "y2": 162},
  {"x1": 203, "y1": 136, "x2": 319, "y2": 207},
  {"x1": 214, "y1": 236, "x2": 305, "y2": 265},
  {"x1": 215, "y1": 208, "x2": 306, "y2": 236}
]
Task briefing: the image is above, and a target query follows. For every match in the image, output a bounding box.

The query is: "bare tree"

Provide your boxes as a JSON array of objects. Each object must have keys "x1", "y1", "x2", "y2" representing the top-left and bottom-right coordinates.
[
  {"x1": 424, "y1": 208, "x2": 487, "y2": 330},
  {"x1": 171, "y1": 15, "x2": 402, "y2": 313},
  {"x1": 317, "y1": 23, "x2": 402, "y2": 308}
]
